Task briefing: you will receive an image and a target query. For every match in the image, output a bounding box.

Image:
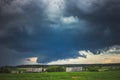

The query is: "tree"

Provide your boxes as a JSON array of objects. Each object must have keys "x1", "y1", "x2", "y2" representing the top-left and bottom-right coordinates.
[
  {"x1": 0, "y1": 66, "x2": 12, "y2": 73},
  {"x1": 46, "y1": 66, "x2": 65, "y2": 72},
  {"x1": 87, "y1": 66, "x2": 100, "y2": 72}
]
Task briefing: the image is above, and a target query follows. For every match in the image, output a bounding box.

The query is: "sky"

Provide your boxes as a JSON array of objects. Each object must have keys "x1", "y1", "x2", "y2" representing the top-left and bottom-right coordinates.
[{"x1": 0, "y1": 0, "x2": 120, "y2": 66}]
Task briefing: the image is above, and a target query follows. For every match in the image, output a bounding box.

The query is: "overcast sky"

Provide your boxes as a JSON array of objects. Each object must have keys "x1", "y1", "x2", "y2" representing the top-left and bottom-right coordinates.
[{"x1": 0, "y1": 0, "x2": 120, "y2": 66}]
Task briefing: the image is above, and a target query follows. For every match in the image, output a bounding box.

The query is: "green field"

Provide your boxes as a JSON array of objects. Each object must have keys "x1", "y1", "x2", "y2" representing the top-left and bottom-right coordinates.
[{"x1": 0, "y1": 71, "x2": 120, "y2": 80}]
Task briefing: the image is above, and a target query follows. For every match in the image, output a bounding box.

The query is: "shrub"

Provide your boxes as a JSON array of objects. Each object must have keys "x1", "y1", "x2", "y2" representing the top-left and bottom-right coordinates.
[{"x1": 87, "y1": 66, "x2": 100, "y2": 72}]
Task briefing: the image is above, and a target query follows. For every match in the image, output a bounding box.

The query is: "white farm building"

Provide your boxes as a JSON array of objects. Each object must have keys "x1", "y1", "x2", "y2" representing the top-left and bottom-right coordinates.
[
  {"x1": 26, "y1": 68, "x2": 43, "y2": 72},
  {"x1": 66, "y1": 67, "x2": 83, "y2": 72}
]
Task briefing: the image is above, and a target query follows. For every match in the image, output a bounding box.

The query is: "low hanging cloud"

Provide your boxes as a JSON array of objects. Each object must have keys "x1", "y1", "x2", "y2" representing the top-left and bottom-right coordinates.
[
  {"x1": 48, "y1": 46, "x2": 120, "y2": 64},
  {"x1": 60, "y1": 16, "x2": 79, "y2": 24},
  {"x1": 23, "y1": 57, "x2": 38, "y2": 65}
]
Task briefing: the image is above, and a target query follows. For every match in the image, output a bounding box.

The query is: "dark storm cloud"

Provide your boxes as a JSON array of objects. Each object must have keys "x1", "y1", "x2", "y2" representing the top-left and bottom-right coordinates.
[
  {"x1": 64, "y1": 0, "x2": 120, "y2": 49},
  {"x1": 0, "y1": 46, "x2": 23, "y2": 66},
  {"x1": 0, "y1": 0, "x2": 120, "y2": 65},
  {"x1": 0, "y1": 0, "x2": 51, "y2": 65}
]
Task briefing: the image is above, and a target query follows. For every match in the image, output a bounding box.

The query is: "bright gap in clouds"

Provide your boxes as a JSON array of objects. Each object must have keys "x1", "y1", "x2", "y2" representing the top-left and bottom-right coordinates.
[
  {"x1": 44, "y1": 0, "x2": 65, "y2": 20},
  {"x1": 60, "y1": 16, "x2": 79, "y2": 24},
  {"x1": 48, "y1": 46, "x2": 120, "y2": 65}
]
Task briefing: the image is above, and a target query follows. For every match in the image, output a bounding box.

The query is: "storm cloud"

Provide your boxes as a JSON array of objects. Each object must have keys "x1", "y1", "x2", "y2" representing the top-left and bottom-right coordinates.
[{"x1": 0, "y1": 0, "x2": 120, "y2": 66}]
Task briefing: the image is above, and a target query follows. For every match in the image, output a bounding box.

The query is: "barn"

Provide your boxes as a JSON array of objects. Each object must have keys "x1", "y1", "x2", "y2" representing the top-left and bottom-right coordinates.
[
  {"x1": 66, "y1": 67, "x2": 83, "y2": 72},
  {"x1": 26, "y1": 68, "x2": 43, "y2": 72}
]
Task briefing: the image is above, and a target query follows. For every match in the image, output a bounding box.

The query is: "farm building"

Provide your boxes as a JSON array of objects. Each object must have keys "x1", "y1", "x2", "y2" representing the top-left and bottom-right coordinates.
[
  {"x1": 11, "y1": 70, "x2": 23, "y2": 74},
  {"x1": 11, "y1": 70, "x2": 19, "y2": 74},
  {"x1": 66, "y1": 67, "x2": 83, "y2": 72},
  {"x1": 26, "y1": 68, "x2": 43, "y2": 72}
]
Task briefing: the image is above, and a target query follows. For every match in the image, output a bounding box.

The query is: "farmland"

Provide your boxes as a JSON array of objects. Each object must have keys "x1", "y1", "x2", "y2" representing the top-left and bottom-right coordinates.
[{"x1": 0, "y1": 71, "x2": 120, "y2": 80}]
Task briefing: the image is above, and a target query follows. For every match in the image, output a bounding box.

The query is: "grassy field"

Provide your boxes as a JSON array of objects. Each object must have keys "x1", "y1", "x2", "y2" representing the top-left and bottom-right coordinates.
[{"x1": 0, "y1": 71, "x2": 120, "y2": 80}]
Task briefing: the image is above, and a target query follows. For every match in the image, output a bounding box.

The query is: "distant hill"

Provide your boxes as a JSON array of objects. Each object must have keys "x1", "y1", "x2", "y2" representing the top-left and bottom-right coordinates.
[{"x1": 16, "y1": 63, "x2": 120, "y2": 68}]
